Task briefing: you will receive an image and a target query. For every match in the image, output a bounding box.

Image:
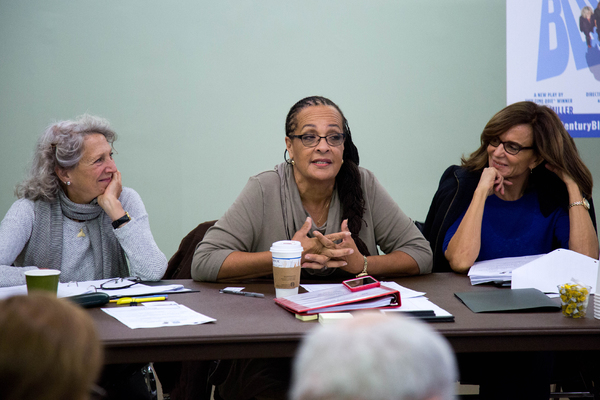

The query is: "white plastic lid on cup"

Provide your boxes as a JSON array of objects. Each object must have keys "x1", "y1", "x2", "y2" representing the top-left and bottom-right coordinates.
[{"x1": 270, "y1": 240, "x2": 303, "y2": 259}]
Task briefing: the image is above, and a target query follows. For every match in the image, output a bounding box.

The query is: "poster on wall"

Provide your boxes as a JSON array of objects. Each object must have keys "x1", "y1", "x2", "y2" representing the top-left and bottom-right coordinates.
[{"x1": 507, "y1": 0, "x2": 600, "y2": 138}]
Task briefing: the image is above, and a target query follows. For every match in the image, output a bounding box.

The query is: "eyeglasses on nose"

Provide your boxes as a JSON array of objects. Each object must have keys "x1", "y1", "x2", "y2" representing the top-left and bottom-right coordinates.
[
  {"x1": 489, "y1": 137, "x2": 534, "y2": 155},
  {"x1": 290, "y1": 133, "x2": 346, "y2": 148}
]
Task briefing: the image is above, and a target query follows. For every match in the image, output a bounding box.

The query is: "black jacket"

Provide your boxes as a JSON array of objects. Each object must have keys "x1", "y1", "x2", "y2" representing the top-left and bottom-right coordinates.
[{"x1": 422, "y1": 165, "x2": 597, "y2": 273}]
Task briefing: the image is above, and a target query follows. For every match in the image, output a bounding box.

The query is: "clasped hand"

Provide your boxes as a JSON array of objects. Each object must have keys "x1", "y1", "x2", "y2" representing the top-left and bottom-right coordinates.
[{"x1": 292, "y1": 217, "x2": 358, "y2": 271}]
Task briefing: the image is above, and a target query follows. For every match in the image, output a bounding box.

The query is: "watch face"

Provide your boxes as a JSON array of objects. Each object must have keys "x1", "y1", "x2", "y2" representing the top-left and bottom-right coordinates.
[{"x1": 583, "y1": 198, "x2": 590, "y2": 210}]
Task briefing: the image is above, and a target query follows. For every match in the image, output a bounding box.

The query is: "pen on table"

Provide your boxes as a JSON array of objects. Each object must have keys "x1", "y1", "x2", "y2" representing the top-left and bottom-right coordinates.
[
  {"x1": 219, "y1": 289, "x2": 264, "y2": 298},
  {"x1": 110, "y1": 295, "x2": 168, "y2": 306}
]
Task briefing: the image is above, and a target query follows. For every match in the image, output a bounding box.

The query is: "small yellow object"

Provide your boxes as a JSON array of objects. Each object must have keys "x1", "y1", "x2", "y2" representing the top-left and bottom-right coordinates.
[
  {"x1": 295, "y1": 313, "x2": 318, "y2": 322},
  {"x1": 77, "y1": 228, "x2": 85, "y2": 238},
  {"x1": 558, "y1": 283, "x2": 590, "y2": 318}
]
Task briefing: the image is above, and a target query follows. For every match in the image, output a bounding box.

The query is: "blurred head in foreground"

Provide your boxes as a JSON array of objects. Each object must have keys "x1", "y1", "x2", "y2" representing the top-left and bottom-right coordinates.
[
  {"x1": 0, "y1": 293, "x2": 103, "y2": 400},
  {"x1": 290, "y1": 313, "x2": 457, "y2": 400}
]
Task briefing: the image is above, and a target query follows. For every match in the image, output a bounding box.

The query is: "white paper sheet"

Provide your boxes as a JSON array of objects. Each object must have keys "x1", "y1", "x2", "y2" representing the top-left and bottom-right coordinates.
[
  {"x1": 101, "y1": 301, "x2": 216, "y2": 329},
  {"x1": 511, "y1": 249, "x2": 599, "y2": 293}
]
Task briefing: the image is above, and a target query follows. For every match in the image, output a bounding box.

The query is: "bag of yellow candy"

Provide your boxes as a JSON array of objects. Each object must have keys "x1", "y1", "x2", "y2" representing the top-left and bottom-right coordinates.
[{"x1": 557, "y1": 282, "x2": 591, "y2": 318}]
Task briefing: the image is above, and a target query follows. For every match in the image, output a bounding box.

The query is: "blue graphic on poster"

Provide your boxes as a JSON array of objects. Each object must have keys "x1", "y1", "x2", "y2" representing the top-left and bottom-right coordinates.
[{"x1": 507, "y1": 0, "x2": 600, "y2": 137}]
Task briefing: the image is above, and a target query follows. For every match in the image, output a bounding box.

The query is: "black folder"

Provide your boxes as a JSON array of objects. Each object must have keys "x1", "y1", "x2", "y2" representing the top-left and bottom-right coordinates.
[{"x1": 454, "y1": 288, "x2": 561, "y2": 313}]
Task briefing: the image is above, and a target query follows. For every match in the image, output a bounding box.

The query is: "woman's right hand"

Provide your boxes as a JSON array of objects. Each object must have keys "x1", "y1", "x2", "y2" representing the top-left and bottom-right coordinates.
[
  {"x1": 292, "y1": 217, "x2": 353, "y2": 269},
  {"x1": 477, "y1": 167, "x2": 512, "y2": 197}
]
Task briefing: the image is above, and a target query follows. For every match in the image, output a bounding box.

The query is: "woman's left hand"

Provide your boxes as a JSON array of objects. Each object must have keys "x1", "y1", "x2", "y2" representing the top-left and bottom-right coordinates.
[
  {"x1": 335, "y1": 219, "x2": 367, "y2": 274},
  {"x1": 97, "y1": 171, "x2": 126, "y2": 221},
  {"x1": 303, "y1": 220, "x2": 364, "y2": 274}
]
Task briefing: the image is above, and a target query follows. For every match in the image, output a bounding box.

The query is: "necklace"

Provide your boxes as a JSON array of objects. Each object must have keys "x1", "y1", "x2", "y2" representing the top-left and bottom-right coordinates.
[{"x1": 315, "y1": 197, "x2": 332, "y2": 226}]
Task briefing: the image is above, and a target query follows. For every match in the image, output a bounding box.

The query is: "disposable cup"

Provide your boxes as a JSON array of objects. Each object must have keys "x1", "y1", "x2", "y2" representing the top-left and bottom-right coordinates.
[
  {"x1": 24, "y1": 270, "x2": 61, "y2": 296},
  {"x1": 558, "y1": 283, "x2": 590, "y2": 318},
  {"x1": 270, "y1": 240, "x2": 303, "y2": 298}
]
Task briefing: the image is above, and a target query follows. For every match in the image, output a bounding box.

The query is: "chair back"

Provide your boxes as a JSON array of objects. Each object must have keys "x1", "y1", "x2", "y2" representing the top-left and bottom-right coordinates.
[{"x1": 163, "y1": 220, "x2": 217, "y2": 279}]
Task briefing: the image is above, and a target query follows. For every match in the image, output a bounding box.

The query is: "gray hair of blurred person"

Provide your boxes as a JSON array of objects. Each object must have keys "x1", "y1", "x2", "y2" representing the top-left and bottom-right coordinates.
[
  {"x1": 15, "y1": 114, "x2": 117, "y2": 202},
  {"x1": 290, "y1": 313, "x2": 457, "y2": 400}
]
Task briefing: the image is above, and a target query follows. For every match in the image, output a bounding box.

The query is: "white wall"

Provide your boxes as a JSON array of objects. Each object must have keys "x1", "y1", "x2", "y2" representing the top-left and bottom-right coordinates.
[{"x1": 1, "y1": 0, "x2": 598, "y2": 260}]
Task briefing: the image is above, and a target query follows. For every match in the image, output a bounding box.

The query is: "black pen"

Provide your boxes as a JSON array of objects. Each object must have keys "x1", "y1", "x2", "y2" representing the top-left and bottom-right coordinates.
[{"x1": 219, "y1": 289, "x2": 265, "y2": 298}]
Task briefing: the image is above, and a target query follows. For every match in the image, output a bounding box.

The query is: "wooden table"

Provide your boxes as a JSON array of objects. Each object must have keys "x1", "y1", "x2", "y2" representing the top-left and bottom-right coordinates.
[{"x1": 91, "y1": 273, "x2": 600, "y2": 364}]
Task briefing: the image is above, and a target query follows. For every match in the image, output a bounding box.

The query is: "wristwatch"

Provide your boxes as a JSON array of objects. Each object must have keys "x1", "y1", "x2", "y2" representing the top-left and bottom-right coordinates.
[
  {"x1": 356, "y1": 255, "x2": 368, "y2": 277},
  {"x1": 112, "y1": 212, "x2": 131, "y2": 229},
  {"x1": 569, "y1": 198, "x2": 590, "y2": 210}
]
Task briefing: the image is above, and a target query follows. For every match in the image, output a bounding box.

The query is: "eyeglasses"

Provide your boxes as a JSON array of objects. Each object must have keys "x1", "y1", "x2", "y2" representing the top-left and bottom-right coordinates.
[
  {"x1": 99, "y1": 277, "x2": 141, "y2": 290},
  {"x1": 290, "y1": 133, "x2": 346, "y2": 147},
  {"x1": 489, "y1": 137, "x2": 534, "y2": 155}
]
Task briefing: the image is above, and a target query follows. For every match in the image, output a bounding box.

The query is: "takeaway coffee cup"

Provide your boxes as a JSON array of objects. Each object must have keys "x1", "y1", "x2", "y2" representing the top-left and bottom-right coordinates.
[
  {"x1": 24, "y1": 270, "x2": 61, "y2": 296},
  {"x1": 270, "y1": 240, "x2": 303, "y2": 298}
]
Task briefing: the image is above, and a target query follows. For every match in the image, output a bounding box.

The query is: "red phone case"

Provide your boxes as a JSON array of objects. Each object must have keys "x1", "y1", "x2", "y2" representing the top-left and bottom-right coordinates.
[{"x1": 343, "y1": 276, "x2": 381, "y2": 292}]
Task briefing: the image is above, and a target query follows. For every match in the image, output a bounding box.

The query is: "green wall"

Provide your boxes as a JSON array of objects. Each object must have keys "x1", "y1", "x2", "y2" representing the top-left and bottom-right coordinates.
[{"x1": 1, "y1": 0, "x2": 598, "y2": 260}]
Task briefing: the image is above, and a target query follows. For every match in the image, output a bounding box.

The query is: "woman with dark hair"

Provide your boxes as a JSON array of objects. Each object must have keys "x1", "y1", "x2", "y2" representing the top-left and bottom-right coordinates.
[
  {"x1": 423, "y1": 101, "x2": 597, "y2": 274},
  {"x1": 423, "y1": 101, "x2": 598, "y2": 400},
  {"x1": 192, "y1": 96, "x2": 432, "y2": 282},
  {"x1": 190, "y1": 96, "x2": 431, "y2": 400},
  {"x1": 0, "y1": 114, "x2": 167, "y2": 286}
]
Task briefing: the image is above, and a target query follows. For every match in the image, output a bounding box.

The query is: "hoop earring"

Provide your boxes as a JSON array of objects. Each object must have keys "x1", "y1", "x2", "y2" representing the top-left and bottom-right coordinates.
[{"x1": 284, "y1": 149, "x2": 294, "y2": 165}]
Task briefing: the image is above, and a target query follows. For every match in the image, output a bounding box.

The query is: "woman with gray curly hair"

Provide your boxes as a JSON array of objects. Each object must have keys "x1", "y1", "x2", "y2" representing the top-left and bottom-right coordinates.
[{"x1": 0, "y1": 114, "x2": 167, "y2": 287}]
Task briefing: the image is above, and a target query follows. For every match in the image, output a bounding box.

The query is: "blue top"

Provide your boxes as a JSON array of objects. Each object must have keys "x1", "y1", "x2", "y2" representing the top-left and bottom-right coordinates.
[{"x1": 443, "y1": 191, "x2": 570, "y2": 262}]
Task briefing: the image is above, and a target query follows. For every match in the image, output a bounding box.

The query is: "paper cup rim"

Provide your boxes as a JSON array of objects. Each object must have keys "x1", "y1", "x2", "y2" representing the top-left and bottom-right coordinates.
[
  {"x1": 270, "y1": 240, "x2": 303, "y2": 253},
  {"x1": 24, "y1": 270, "x2": 61, "y2": 277}
]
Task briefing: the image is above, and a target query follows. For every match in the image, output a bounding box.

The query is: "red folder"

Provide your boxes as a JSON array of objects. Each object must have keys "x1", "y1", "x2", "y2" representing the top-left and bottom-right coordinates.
[{"x1": 274, "y1": 284, "x2": 401, "y2": 315}]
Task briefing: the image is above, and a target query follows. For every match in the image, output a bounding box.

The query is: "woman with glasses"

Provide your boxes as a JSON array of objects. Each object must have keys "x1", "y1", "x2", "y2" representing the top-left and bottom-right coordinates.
[
  {"x1": 192, "y1": 95, "x2": 432, "y2": 283},
  {"x1": 0, "y1": 114, "x2": 167, "y2": 287},
  {"x1": 422, "y1": 101, "x2": 598, "y2": 273},
  {"x1": 191, "y1": 96, "x2": 432, "y2": 400},
  {"x1": 423, "y1": 101, "x2": 598, "y2": 400}
]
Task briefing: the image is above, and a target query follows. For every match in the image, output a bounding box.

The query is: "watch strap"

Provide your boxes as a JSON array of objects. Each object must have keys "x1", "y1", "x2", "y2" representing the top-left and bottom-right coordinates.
[
  {"x1": 112, "y1": 212, "x2": 131, "y2": 229},
  {"x1": 569, "y1": 199, "x2": 590, "y2": 210},
  {"x1": 356, "y1": 255, "x2": 368, "y2": 277}
]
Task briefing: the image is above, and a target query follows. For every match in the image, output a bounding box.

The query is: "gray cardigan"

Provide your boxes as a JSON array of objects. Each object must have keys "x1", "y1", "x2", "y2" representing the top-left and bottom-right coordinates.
[
  {"x1": 192, "y1": 165, "x2": 432, "y2": 281},
  {"x1": 0, "y1": 187, "x2": 167, "y2": 287}
]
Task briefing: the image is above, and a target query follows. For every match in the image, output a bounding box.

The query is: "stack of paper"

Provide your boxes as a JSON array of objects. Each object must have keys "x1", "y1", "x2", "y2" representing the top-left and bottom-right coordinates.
[
  {"x1": 300, "y1": 282, "x2": 454, "y2": 322},
  {"x1": 275, "y1": 284, "x2": 401, "y2": 315},
  {"x1": 467, "y1": 255, "x2": 542, "y2": 285},
  {"x1": 0, "y1": 278, "x2": 191, "y2": 301}
]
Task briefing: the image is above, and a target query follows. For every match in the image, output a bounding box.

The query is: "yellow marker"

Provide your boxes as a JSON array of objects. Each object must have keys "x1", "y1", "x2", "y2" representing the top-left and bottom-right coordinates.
[{"x1": 110, "y1": 296, "x2": 168, "y2": 305}]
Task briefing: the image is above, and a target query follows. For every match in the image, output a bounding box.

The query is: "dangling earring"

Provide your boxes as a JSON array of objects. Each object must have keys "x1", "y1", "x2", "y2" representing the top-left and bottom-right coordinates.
[{"x1": 284, "y1": 149, "x2": 294, "y2": 165}]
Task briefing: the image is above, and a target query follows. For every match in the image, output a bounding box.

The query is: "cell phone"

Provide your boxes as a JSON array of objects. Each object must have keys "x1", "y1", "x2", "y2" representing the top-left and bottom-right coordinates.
[{"x1": 342, "y1": 276, "x2": 380, "y2": 292}]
